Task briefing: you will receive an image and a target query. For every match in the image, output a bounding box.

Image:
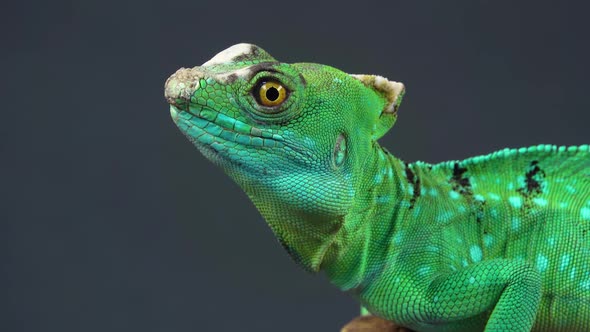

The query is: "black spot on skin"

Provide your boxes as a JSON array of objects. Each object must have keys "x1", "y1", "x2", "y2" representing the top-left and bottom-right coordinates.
[
  {"x1": 232, "y1": 45, "x2": 258, "y2": 62},
  {"x1": 448, "y1": 163, "x2": 485, "y2": 225},
  {"x1": 299, "y1": 73, "x2": 307, "y2": 86},
  {"x1": 521, "y1": 160, "x2": 545, "y2": 196},
  {"x1": 450, "y1": 162, "x2": 473, "y2": 197},
  {"x1": 225, "y1": 74, "x2": 238, "y2": 83},
  {"x1": 475, "y1": 200, "x2": 486, "y2": 224},
  {"x1": 517, "y1": 160, "x2": 546, "y2": 209},
  {"x1": 404, "y1": 163, "x2": 421, "y2": 210}
]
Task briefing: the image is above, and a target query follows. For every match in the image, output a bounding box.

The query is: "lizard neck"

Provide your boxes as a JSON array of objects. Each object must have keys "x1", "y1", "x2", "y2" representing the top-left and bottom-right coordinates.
[
  {"x1": 319, "y1": 145, "x2": 410, "y2": 290},
  {"x1": 233, "y1": 164, "x2": 354, "y2": 273},
  {"x1": 232, "y1": 143, "x2": 407, "y2": 275},
  {"x1": 246, "y1": 191, "x2": 345, "y2": 273}
]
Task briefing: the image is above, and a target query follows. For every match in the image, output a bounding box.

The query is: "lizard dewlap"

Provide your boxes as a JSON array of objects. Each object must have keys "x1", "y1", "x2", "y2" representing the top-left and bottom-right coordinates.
[{"x1": 165, "y1": 43, "x2": 590, "y2": 332}]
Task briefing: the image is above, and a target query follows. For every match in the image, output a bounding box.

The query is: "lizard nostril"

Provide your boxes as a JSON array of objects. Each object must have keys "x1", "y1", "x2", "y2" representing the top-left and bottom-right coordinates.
[
  {"x1": 169, "y1": 98, "x2": 188, "y2": 110},
  {"x1": 164, "y1": 67, "x2": 205, "y2": 109},
  {"x1": 164, "y1": 76, "x2": 185, "y2": 100},
  {"x1": 164, "y1": 78, "x2": 191, "y2": 110}
]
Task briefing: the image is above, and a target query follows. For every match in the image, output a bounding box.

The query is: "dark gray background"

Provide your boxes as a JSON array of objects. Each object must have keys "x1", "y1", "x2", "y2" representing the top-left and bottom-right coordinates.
[{"x1": 2, "y1": 1, "x2": 588, "y2": 331}]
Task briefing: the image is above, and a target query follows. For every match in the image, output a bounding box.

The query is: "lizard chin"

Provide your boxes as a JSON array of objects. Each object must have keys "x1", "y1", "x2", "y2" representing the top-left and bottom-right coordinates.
[{"x1": 169, "y1": 105, "x2": 179, "y2": 122}]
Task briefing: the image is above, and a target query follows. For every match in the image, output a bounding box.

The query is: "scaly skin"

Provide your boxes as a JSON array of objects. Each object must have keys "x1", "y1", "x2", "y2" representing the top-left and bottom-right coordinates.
[{"x1": 164, "y1": 44, "x2": 590, "y2": 331}]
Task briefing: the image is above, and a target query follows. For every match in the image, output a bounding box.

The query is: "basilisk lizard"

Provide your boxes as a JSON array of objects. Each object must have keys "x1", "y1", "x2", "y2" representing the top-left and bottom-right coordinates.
[{"x1": 164, "y1": 44, "x2": 590, "y2": 331}]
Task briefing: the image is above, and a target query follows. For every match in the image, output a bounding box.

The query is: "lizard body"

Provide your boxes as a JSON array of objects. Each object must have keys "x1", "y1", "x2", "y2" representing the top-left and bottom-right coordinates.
[{"x1": 164, "y1": 44, "x2": 590, "y2": 331}]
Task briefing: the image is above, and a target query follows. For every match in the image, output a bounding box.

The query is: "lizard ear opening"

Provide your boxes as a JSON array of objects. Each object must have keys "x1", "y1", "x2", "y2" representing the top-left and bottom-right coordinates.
[{"x1": 351, "y1": 74, "x2": 405, "y2": 139}]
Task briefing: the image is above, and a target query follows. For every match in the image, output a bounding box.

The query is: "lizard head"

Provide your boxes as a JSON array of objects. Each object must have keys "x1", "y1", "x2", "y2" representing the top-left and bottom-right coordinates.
[{"x1": 165, "y1": 44, "x2": 404, "y2": 270}]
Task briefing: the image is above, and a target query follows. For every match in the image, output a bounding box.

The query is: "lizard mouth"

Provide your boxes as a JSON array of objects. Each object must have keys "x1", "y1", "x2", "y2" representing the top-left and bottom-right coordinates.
[
  {"x1": 169, "y1": 105, "x2": 283, "y2": 152},
  {"x1": 170, "y1": 104, "x2": 315, "y2": 167}
]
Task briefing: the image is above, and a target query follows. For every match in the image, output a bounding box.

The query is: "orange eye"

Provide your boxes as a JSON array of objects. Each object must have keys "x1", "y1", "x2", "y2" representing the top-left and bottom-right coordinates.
[{"x1": 257, "y1": 81, "x2": 287, "y2": 107}]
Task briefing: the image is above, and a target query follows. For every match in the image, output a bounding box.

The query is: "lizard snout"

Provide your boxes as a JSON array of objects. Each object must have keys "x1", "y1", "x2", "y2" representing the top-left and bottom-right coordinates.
[{"x1": 164, "y1": 67, "x2": 205, "y2": 108}]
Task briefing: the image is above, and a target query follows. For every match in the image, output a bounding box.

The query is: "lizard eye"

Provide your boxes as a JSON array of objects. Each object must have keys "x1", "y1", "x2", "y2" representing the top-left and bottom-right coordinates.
[{"x1": 255, "y1": 80, "x2": 288, "y2": 107}]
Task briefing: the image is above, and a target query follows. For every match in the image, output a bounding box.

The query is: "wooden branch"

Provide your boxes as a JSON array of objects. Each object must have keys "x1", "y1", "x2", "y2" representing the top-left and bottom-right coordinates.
[{"x1": 341, "y1": 315, "x2": 415, "y2": 332}]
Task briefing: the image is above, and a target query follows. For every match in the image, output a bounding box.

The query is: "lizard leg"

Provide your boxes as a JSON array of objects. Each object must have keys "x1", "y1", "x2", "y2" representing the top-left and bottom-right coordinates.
[{"x1": 424, "y1": 258, "x2": 542, "y2": 331}]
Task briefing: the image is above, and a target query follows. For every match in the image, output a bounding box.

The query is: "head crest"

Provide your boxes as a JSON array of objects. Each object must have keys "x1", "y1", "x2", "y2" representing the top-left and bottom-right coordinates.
[
  {"x1": 351, "y1": 74, "x2": 405, "y2": 139},
  {"x1": 351, "y1": 74, "x2": 405, "y2": 114},
  {"x1": 202, "y1": 43, "x2": 276, "y2": 67}
]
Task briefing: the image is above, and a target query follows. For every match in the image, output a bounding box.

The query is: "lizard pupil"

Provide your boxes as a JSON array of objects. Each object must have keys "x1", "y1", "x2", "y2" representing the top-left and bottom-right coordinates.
[{"x1": 266, "y1": 87, "x2": 279, "y2": 101}]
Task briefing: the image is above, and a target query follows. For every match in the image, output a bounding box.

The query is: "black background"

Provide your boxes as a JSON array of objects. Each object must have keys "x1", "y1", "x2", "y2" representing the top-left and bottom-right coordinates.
[{"x1": 3, "y1": 1, "x2": 589, "y2": 331}]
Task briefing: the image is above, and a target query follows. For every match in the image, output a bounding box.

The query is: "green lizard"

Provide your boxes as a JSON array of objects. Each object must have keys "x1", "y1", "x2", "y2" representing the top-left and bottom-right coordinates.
[{"x1": 164, "y1": 43, "x2": 590, "y2": 331}]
